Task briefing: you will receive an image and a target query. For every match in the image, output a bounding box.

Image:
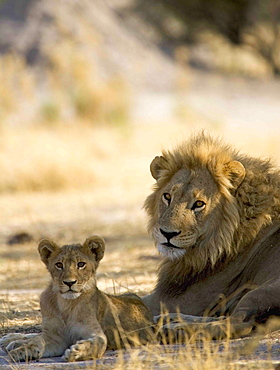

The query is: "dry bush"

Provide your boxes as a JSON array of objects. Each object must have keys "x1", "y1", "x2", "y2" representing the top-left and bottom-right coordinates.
[
  {"x1": 192, "y1": 31, "x2": 274, "y2": 78},
  {"x1": 243, "y1": 22, "x2": 280, "y2": 75},
  {"x1": 0, "y1": 55, "x2": 36, "y2": 124},
  {"x1": 0, "y1": 38, "x2": 129, "y2": 128},
  {"x1": 43, "y1": 39, "x2": 130, "y2": 126}
]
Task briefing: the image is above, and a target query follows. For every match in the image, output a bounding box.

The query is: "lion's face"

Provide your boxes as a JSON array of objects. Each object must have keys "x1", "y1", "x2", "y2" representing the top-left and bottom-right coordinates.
[
  {"x1": 152, "y1": 168, "x2": 221, "y2": 260},
  {"x1": 38, "y1": 236, "x2": 105, "y2": 300},
  {"x1": 145, "y1": 139, "x2": 246, "y2": 269}
]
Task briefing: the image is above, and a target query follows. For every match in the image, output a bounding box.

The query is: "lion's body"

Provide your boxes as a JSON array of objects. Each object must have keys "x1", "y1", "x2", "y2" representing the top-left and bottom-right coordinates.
[
  {"x1": 143, "y1": 133, "x2": 280, "y2": 336},
  {"x1": 1, "y1": 237, "x2": 153, "y2": 362}
]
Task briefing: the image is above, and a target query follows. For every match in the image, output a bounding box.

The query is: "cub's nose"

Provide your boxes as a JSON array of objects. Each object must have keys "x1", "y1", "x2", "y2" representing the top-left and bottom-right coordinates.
[
  {"x1": 63, "y1": 280, "x2": 77, "y2": 288},
  {"x1": 159, "y1": 228, "x2": 181, "y2": 241}
]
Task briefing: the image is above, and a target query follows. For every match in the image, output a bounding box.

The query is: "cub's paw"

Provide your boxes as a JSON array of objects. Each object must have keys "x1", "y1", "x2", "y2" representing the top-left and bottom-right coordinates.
[
  {"x1": 0, "y1": 333, "x2": 37, "y2": 351},
  {"x1": 5, "y1": 336, "x2": 44, "y2": 362},
  {"x1": 63, "y1": 335, "x2": 107, "y2": 362}
]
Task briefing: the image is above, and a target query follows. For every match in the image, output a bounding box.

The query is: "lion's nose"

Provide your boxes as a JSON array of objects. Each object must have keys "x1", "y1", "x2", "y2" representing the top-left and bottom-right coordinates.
[
  {"x1": 159, "y1": 228, "x2": 181, "y2": 241},
  {"x1": 63, "y1": 280, "x2": 77, "y2": 288}
]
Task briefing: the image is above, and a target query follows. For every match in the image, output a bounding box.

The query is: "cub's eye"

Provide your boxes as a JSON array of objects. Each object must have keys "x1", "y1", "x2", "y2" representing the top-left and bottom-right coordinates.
[
  {"x1": 77, "y1": 262, "x2": 86, "y2": 269},
  {"x1": 55, "y1": 262, "x2": 63, "y2": 270},
  {"x1": 162, "y1": 192, "x2": 172, "y2": 204},
  {"x1": 191, "y1": 200, "x2": 206, "y2": 211}
]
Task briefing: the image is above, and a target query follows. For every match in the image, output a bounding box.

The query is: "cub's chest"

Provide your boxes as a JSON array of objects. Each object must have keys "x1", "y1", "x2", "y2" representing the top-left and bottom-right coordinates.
[
  {"x1": 65, "y1": 321, "x2": 94, "y2": 345},
  {"x1": 57, "y1": 294, "x2": 97, "y2": 323},
  {"x1": 58, "y1": 299, "x2": 99, "y2": 343}
]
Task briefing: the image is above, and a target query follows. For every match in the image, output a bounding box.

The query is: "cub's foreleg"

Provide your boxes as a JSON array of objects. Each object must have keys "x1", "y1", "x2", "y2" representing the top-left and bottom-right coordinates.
[
  {"x1": 2, "y1": 334, "x2": 45, "y2": 362},
  {"x1": 63, "y1": 334, "x2": 107, "y2": 362},
  {"x1": 1, "y1": 317, "x2": 68, "y2": 362},
  {"x1": 0, "y1": 333, "x2": 38, "y2": 351}
]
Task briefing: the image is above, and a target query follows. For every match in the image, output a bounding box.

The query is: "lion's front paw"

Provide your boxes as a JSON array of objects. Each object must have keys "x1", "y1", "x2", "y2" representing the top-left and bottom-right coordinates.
[
  {"x1": 0, "y1": 333, "x2": 37, "y2": 351},
  {"x1": 63, "y1": 336, "x2": 107, "y2": 362},
  {"x1": 5, "y1": 336, "x2": 44, "y2": 362},
  {"x1": 156, "y1": 318, "x2": 234, "y2": 343}
]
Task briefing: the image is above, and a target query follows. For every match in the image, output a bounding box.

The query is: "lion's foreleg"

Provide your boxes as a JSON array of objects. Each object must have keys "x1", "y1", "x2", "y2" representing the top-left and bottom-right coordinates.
[
  {"x1": 2, "y1": 332, "x2": 67, "y2": 362},
  {"x1": 63, "y1": 334, "x2": 107, "y2": 362},
  {"x1": 229, "y1": 283, "x2": 280, "y2": 338},
  {"x1": 0, "y1": 333, "x2": 38, "y2": 351},
  {"x1": 41, "y1": 333, "x2": 68, "y2": 358},
  {"x1": 156, "y1": 319, "x2": 230, "y2": 342},
  {"x1": 4, "y1": 317, "x2": 69, "y2": 361},
  {"x1": 154, "y1": 313, "x2": 227, "y2": 325},
  {"x1": 156, "y1": 317, "x2": 256, "y2": 343},
  {"x1": 155, "y1": 314, "x2": 249, "y2": 342},
  {"x1": 39, "y1": 317, "x2": 68, "y2": 358},
  {"x1": 3, "y1": 334, "x2": 45, "y2": 362}
]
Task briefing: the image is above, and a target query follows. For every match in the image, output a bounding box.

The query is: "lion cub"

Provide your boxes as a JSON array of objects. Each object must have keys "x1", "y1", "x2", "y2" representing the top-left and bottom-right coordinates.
[{"x1": 1, "y1": 236, "x2": 153, "y2": 362}]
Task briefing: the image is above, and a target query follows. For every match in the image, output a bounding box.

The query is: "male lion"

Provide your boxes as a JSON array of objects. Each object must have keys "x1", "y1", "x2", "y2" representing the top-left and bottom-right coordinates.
[
  {"x1": 142, "y1": 133, "x2": 280, "y2": 338},
  {"x1": 1, "y1": 236, "x2": 153, "y2": 362}
]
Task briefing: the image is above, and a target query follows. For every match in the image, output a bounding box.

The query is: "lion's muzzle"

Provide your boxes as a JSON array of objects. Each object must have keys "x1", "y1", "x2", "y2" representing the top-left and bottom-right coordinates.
[{"x1": 63, "y1": 280, "x2": 77, "y2": 288}]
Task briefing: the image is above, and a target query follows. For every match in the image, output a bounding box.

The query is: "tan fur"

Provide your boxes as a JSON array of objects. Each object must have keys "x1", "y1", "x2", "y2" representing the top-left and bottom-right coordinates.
[
  {"x1": 1, "y1": 237, "x2": 153, "y2": 362},
  {"x1": 143, "y1": 133, "x2": 280, "y2": 337}
]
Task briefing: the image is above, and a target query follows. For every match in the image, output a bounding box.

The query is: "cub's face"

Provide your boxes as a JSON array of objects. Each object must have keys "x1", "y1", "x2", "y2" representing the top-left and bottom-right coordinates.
[
  {"x1": 38, "y1": 236, "x2": 105, "y2": 300},
  {"x1": 47, "y1": 247, "x2": 96, "y2": 299}
]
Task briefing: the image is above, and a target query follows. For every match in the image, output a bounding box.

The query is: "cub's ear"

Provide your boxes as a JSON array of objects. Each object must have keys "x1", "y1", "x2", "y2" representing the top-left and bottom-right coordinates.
[
  {"x1": 223, "y1": 160, "x2": 245, "y2": 189},
  {"x1": 150, "y1": 155, "x2": 168, "y2": 180},
  {"x1": 38, "y1": 239, "x2": 60, "y2": 266},
  {"x1": 83, "y1": 236, "x2": 105, "y2": 262}
]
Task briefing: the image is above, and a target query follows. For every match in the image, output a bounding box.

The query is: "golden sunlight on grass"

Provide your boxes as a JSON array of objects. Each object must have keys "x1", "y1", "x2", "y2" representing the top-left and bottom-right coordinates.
[{"x1": 0, "y1": 125, "x2": 129, "y2": 193}]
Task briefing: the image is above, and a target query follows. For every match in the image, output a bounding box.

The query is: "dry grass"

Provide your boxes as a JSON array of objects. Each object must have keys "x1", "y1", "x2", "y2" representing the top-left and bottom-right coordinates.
[
  {"x1": 0, "y1": 125, "x2": 124, "y2": 193},
  {"x1": 0, "y1": 29, "x2": 280, "y2": 369}
]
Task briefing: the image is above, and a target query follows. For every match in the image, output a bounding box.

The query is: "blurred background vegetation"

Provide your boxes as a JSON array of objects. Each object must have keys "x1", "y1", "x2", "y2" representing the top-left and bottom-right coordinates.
[
  {"x1": 133, "y1": 0, "x2": 280, "y2": 74},
  {"x1": 0, "y1": 0, "x2": 279, "y2": 195}
]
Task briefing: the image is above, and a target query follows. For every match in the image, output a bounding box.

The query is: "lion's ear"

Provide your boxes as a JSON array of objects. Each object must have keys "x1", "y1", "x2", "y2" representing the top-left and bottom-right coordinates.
[
  {"x1": 38, "y1": 239, "x2": 60, "y2": 266},
  {"x1": 150, "y1": 156, "x2": 168, "y2": 180},
  {"x1": 83, "y1": 236, "x2": 105, "y2": 262},
  {"x1": 223, "y1": 160, "x2": 245, "y2": 189}
]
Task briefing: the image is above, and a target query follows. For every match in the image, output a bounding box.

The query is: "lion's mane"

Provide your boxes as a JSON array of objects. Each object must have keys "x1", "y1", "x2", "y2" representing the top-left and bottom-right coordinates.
[{"x1": 145, "y1": 133, "x2": 280, "y2": 294}]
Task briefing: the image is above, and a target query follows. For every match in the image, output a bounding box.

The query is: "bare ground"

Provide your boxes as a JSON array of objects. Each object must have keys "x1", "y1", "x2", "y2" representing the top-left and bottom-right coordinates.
[{"x1": 0, "y1": 191, "x2": 280, "y2": 369}]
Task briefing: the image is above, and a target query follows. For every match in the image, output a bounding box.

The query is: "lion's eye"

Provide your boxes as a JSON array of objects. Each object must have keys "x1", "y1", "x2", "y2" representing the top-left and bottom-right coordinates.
[
  {"x1": 55, "y1": 262, "x2": 63, "y2": 270},
  {"x1": 191, "y1": 200, "x2": 206, "y2": 211},
  {"x1": 163, "y1": 192, "x2": 172, "y2": 204},
  {"x1": 77, "y1": 262, "x2": 86, "y2": 269}
]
